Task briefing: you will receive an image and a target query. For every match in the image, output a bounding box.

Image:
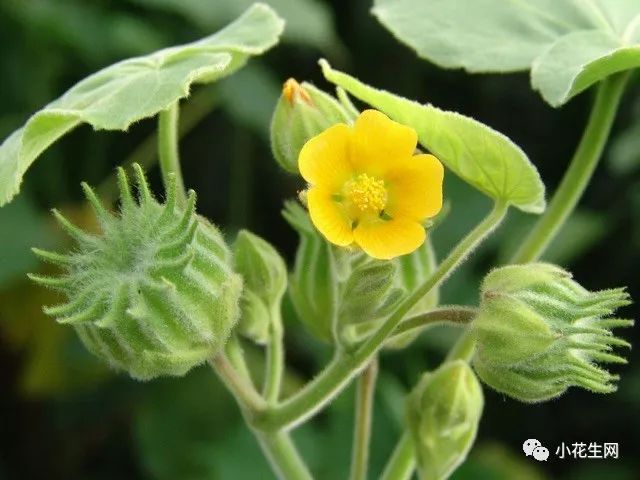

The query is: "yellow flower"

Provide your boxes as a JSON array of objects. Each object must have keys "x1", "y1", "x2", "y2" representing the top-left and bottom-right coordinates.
[{"x1": 299, "y1": 109, "x2": 444, "y2": 260}]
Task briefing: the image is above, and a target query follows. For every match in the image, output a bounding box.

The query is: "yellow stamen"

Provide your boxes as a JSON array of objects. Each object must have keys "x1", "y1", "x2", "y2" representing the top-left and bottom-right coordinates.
[{"x1": 344, "y1": 173, "x2": 387, "y2": 214}]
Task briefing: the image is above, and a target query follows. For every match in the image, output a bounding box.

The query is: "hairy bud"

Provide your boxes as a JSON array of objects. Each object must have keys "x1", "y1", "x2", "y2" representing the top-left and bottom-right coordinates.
[
  {"x1": 407, "y1": 361, "x2": 484, "y2": 480},
  {"x1": 472, "y1": 263, "x2": 633, "y2": 402},
  {"x1": 29, "y1": 165, "x2": 242, "y2": 380},
  {"x1": 233, "y1": 230, "x2": 287, "y2": 344},
  {"x1": 270, "y1": 78, "x2": 353, "y2": 173}
]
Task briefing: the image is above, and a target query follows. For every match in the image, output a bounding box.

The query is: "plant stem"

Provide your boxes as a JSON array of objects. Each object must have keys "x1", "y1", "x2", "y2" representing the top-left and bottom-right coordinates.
[
  {"x1": 255, "y1": 431, "x2": 314, "y2": 480},
  {"x1": 349, "y1": 358, "x2": 378, "y2": 480},
  {"x1": 226, "y1": 334, "x2": 254, "y2": 383},
  {"x1": 98, "y1": 88, "x2": 218, "y2": 202},
  {"x1": 445, "y1": 329, "x2": 477, "y2": 362},
  {"x1": 158, "y1": 101, "x2": 187, "y2": 207},
  {"x1": 211, "y1": 355, "x2": 313, "y2": 479},
  {"x1": 389, "y1": 306, "x2": 477, "y2": 339},
  {"x1": 264, "y1": 310, "x2": 285, "y2": 404},
  {"x1": 380, "y1": 433, "x2": 415, "y2": 480},
  {"x1": 511, "y1": 73, "x2": 629, "y2": 264},
  {"x1": 209, "y1": 354, "x2": 267, "y2": 416},
  {"x1": 255, "y1": 201, "x2": 508, "y2": 432}
]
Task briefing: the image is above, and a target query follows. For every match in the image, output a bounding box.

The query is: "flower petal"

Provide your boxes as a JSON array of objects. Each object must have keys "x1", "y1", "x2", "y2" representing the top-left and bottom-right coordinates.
[
  {"x1": 299, "y1": 123, "x2": 353, "y2": 190},
  {"x1": 351, "y1": 110, "x2": 418, "y2": 175},
  {"x1": 353, "y1": 217, "x2": 426, "y2": 260},
  {"x1": 307, "y1": 187, "x2": 354, "y2": 246},
  {"x1": 385, "y1": 154, "x2": 444, "y2": 221}
]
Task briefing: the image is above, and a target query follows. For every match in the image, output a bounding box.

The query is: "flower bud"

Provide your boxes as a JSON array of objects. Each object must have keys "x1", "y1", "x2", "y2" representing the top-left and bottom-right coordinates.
[
  {"x1": 270, "y1": 78, "x2": 353, "y2": 173},
  {"x1": 233, "y1": 230, "x2": 287, "y2": 344},
  {"x1": 472, "y1": 263, "x2": 633, "y2": 402},
  {"x1": 407, "y1": 360, "x2": 484, "y2": 480},
  {"x1": 283, "y1": 200, "x2": 340, "y2": 342},
  {"x1": 29, "y1": 165, "x2": 242, "y2": 380}
]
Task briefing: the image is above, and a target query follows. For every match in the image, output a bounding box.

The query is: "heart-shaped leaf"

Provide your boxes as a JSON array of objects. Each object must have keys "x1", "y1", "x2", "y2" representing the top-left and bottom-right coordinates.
[
  {"x1": 320, "y1": 61, "x2": 545, "y2": 214},
  {"x1": 372, "y1": 0, "x2": 640, "y2": 106},
  {"x1": 0, "y1": 3, "x2": 284, "y2": 206}
]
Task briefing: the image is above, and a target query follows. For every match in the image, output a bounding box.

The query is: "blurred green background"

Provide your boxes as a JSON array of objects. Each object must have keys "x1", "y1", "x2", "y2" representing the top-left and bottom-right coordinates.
[{"x1": 1, "y1": 1, "x2": 639, "y2": 479}]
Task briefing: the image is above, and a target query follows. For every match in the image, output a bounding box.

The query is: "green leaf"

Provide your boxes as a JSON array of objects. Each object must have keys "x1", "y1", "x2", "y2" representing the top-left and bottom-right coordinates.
[
  {"x1": 372, "y1": 0, "x2": 640, "y2": 106},
  {"x1": 132, "y1": 0, "x2": 343, "y2": 54},
  {"x1": 0, "y1": 3, "x2": 284, "y2": 206},
  {"x1": 531, "y1": 30, "x2": 640, "y2": 107},
  {"x1": 320, "y1": 60, "x2": 545, "y2": 213}
]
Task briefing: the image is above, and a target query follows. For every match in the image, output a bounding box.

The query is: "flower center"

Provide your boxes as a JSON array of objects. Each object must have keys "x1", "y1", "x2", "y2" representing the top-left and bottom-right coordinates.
[{"x1": 344, "y1": 173, "x2": 387, "y2": 214}]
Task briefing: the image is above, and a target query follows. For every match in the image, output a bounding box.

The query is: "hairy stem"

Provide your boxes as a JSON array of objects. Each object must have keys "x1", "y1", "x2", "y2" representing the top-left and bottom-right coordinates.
[
  {"x1": 349, "y1": 358, "x2": 379, "y2": 480},
  {"x1": 389, "y1": 306, "x2": 477, "y2": 340},
  {"x1": 511, "y1": 73, "x2": 629, "y2": 263},
  {"x1": 254, "y1": 432, "x2": 314, "y2": 480},
  {"x1": 158, "y1": 101, "x2": 187, "y2": 207},
  {"x1": 380, "y1": 433, "x2": 415, "y2": 480},
  {"x1": 209, "y1": 354, "x2": 266, "y2": 415},
  {"x1": 254, "y1": 201, "x2": 508, "y2": 432},
  {"x1": 210, "y1": 355, "x2": 312, "y2": 480},
  {"x1": 264, "y1": 310, "x2": 285, "y2": 404},
  {"x1": 98, "y1": 88, "x2": 218, "y2": 202}
]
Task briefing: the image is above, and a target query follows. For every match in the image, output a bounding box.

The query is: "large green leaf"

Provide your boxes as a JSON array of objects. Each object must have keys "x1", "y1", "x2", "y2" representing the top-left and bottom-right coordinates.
[
  {"x1": 320, "y1": 61, "x2": 545, "y2": 213},
  {"x1": 132, "y1": 0, "x2": 343, "y2": 54},
  {"x1": 372, "y1": 0, "x2": 640, "y2": 106},
  {"x1": 0, "y1": 3, "x2": 284, "y2": 206}
]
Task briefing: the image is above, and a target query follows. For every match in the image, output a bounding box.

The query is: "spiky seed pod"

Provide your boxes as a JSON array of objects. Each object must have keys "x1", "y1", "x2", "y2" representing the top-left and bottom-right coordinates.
[
  {"x1": 472, "y1": 263, "x2": 633, "y2": 402},
  {"x1": 29, "y1": 165, "x2": 242, "y2": 380}
]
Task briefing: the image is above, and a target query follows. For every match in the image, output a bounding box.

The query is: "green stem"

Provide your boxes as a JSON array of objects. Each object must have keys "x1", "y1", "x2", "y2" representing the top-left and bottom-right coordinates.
[
  {"x1": 389, "y1": 306, "x2": 477, "y2": 340},
  {"x1": 380, "y1": 433, "x2": 415, "y2": 480},
  {"x1": 158, "y1": 101, "x2": 187, "y2": 207},
  {"x1": 255, "y1": 201, "x2": 508, "y2": 432},
  {"x1": 264, "y1": 310, "x2": 285, "y2": 404},
  {"x1": 255, "y1": 432, "x2": 314, "y2": 480},
  {"x1": 209, "y1": 354, "x2": 267, "y2": 417},
  {"x1": 349, "y1": 358, "x2": 378, "y2": 480},
  {"x1": 98, "y1": 88, "x2": 218, "y2": 202},
  {"x1": 511, "y1": 73, "x2": 629, "y2": 264},
  {"x1": 211, "y1": 355, "x2": 313, "y2": 480},
  {"x1": 226, "y1": 334, "x2": 254, "y2": 384},
  {"x1": 445, "y1": 329, "x2": 477, "y2": 362}
]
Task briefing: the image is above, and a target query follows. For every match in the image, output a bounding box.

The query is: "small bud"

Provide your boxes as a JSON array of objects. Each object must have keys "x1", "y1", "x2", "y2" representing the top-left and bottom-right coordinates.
[
  {"x1": 233, "y1": 230, "x2": 287, "y2": 344},
  {"x1": 270, "y1": 78, "x2": 353, "y2": 173},
  {"x1": 29, "y1": 165, "x2": 242, "y2": 380},
  {"x1": 472, "y1": 263, "x2": 633, "y2": 402},
  {"x1": 407, "y1": 361, "x2": 484, "y2": 480}
]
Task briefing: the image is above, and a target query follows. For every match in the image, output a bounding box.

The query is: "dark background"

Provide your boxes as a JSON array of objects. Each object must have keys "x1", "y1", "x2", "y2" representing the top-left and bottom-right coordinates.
[{"x1": 1, "y1": 1, "x2": 639, "y2": 479}]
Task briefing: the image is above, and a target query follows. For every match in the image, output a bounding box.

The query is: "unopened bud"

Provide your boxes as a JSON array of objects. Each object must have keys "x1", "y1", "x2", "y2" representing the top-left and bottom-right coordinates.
[
  {"x1": 407, "y1": 360, "x2": 484, "y2": 480},
  {"x1": 270, "y1": 78, "x2": 353, "y2": 173},
  {"x1": 233, "y1": 230, "x2": 287, "y2": 344}
]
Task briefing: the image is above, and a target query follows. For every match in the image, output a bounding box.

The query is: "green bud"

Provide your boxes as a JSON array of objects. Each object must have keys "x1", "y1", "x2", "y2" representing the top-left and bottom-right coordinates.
[
  {"x1": 29, "y1": 165, "x2": 242, "y2": 380},
  {"x1": 336, "y1": 259, "x2": 404, "y2": 345},
  {"x1": 283, "y1": 200, "x2": 339, "y2": 342},
  {"x1": 233, "y1": 230, "x2": 287, "y2": 344},
  {"x1": 270, "y1": 78, "x2": 353, "y2": 173},
  {"x1": 284, "y1": 201, "x2": 404, "y2": 345},
  {"x1": 386, "y1": 238, "x2": 440, "y2": 349},
  {"x1": 472, "y1": 263, "x2": 633, "y2": 402},
  {"x1": 407, "y1": 361, "x2": 484, "y2": 480}
]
